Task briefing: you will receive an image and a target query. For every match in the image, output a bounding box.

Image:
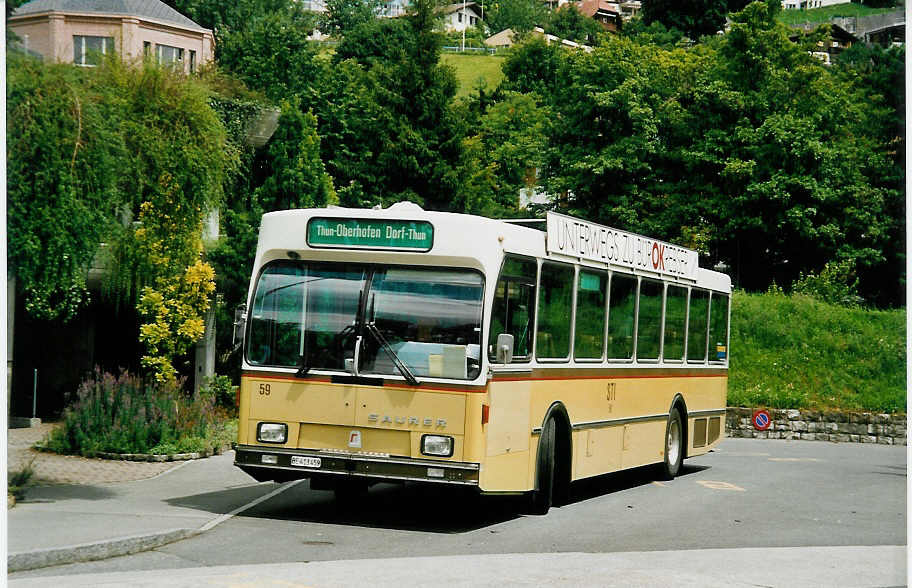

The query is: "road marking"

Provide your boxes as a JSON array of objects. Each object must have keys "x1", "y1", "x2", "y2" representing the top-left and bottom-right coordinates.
[
  {"x1": 720, "y1": 452, "x2": 770, "y2": 457},
  {"x1": 768, "y1": 457, "x2": 822, "y2": 462},
  {"x1": 697, "y1": 480, "x2": 745, "y2": 491},
  {"x1": 199, "y1": 479, "x2": 305, "y2": 532},
  {"x1": 652, "y1": 481, "x2": 667, "y2": 487}
]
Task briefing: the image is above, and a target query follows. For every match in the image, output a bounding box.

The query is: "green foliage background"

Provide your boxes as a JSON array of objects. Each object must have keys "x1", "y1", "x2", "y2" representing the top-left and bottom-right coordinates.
[
  {"x1": 8, "y1": 0, "x2": 905, "y2": 413},
  {"x1": 729, "y1": 291, "x2": 905, "y2": 413}
]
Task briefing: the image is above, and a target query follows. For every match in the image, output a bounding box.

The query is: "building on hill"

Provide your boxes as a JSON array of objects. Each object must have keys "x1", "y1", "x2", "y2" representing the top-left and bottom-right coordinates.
[
  {"x1": 8, "y1": 0, "x2": 213, "y2": 73},
  {"x1": 575, "y1": 0, "x2": 622, "y2": 32},
  {"x1": 782, "y1": 0, "x2": 849, "y2": 9},
  {"x1": 788, "y1": 22, "x2": 858, "y2": 65},
  {"x1": 439, "y1": 2, "x2": 484, "y2": 31}
]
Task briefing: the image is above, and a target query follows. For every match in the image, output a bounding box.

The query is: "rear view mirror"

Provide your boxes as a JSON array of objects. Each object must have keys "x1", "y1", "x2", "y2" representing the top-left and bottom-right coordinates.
[
  {"x1": 496, "y1": 333, "x2": 514, "y2": 364},
  {"x1": 232, "y1": 304, "x2": 247, "y2": 351}
]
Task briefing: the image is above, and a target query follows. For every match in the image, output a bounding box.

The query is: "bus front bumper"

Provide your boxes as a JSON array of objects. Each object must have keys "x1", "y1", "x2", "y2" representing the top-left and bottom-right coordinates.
[{"x1": 234, "y1": 445, "x2": 480, "y2": 486}]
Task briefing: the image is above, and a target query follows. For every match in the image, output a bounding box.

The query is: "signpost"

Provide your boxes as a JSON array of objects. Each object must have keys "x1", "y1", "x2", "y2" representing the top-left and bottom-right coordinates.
[{"x1": 752, "y1": 409, "x2": 772, "y2": 431}]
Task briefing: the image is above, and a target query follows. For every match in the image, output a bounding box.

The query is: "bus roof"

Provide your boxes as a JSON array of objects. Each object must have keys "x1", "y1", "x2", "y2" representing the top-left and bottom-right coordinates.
[{"x1": 256, "y1": 203, "x2": 731, "y2": 292}]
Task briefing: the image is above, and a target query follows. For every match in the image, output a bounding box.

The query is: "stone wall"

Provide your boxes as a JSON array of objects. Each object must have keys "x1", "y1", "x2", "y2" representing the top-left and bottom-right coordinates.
[{"x1": 726, "y1": 408, "x2": 907, "y2": 446}]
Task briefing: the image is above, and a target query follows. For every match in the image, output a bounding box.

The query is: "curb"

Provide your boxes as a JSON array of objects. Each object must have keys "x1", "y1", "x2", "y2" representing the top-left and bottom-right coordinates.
[
  {"x1": 32, "y1": 443, "x2": 233, "y2": 462},
  {"x1": 8, "y1": 528, "x2": 200, "y2": 573}
]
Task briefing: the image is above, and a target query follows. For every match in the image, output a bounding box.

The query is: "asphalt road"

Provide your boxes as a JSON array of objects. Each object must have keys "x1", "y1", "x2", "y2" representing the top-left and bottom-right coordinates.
[{"x1": 11, "y1": 437, "x2": 907, "y2": 580}]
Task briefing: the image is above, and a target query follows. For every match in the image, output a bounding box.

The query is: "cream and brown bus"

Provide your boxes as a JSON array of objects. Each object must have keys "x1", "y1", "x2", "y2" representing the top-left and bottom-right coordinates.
[{"x1": 233, "y1": 203, "x2": 730, "y2": 513}]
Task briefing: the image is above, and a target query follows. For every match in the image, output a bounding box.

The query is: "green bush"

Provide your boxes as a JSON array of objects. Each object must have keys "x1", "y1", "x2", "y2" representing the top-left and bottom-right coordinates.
[
  {"x1": 43, "y1": 369, "x2": 234, "y2": 456},
  {"x1": 729, "y1": 291, "x2": 905, "y2": 413},
  {"x1": 201, "y1": 374, "x2": 238, "y2": 412},
  {"x1": 8, "y1": 458, "x2": 36, "y2": 501},
  {"x1": 791, "y1": 259, "x2": 862, "y2": 307}
]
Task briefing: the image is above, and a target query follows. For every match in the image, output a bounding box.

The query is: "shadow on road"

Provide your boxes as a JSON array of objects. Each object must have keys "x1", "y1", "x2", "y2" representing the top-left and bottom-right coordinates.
[
  {"x1": 565, "y1": 463, "x2": 709, "y2": 507},
  {"x1": 239, "y1": 481, "x2": 523, "y2": 533},
  {"x1": 166, "y1": 462, "x2": 711, "y2": 534}
]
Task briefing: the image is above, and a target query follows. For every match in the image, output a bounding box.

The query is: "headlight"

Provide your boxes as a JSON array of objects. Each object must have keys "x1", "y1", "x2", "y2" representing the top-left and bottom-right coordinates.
[
  {"x1": 257, "y1": 422, "x2": 288, "y2": 444},
  {"x1": 421, "y1": 434, "x2": 454, "y2": 457}
]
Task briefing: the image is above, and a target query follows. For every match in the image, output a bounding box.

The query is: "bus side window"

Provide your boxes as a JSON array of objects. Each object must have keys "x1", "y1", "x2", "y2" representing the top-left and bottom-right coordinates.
[
  {"x1": 607, "y1": 273, "x2": 636, "y2": 360},
  {"x1": 709, "y1": 292, "x2": 730, "y2": 362},
  {"x1": 636, "y1": 279, "x2": 663, "y2": 361},
  {"x1": 575, "y1": 270, "x2": 607, "y2": 360},
  {"x1": 687, "y1": 289, "x2": 709, "y2": 362},
  {"x1": 664, "y1": 285, "x2": 687, "y2": 362},
  {"x1": 536, "y1": 262, "x2": 574, "y2": 360},
  {"x1": 488, "y1": 256, "x2": 537, "y2": 362}
]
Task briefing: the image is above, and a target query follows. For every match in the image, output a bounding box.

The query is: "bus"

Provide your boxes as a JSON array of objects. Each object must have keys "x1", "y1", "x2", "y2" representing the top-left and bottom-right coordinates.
[{"x1": 233, "y1": 202, "x2": 730, "y2": 513}]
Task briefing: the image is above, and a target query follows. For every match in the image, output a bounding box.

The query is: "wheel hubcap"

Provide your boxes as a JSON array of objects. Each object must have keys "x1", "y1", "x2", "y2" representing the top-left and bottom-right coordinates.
[{"x1": 668, "y1": 419, "x2": 681, "y2": 465}]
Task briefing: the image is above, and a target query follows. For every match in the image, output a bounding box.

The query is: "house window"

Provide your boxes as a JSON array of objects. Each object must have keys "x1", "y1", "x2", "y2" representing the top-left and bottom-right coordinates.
[
  {"x1": 458, "y1": 12, "x2": 463, "y2": 22},
  {"x1": 143, "y1": 41, "x2": 151, "y2": 55},
  {"x1": 156, "y1": 44, "x2": 184, "y2": 68},
  {"x1": 73, "y1": 35, "x2": 114, "y2": 66},
  {"x1": 189, "y1": 50, "x2": 197, "y2": 73}
]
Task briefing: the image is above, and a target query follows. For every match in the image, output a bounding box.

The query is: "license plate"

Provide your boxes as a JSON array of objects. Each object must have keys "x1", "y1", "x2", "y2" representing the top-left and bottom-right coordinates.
[{"x1": 291, "y1": 456, "x2": 321, "y2": 468}]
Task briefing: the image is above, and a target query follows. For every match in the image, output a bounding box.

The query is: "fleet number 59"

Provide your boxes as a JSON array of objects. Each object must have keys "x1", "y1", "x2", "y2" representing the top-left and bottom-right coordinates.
[{"x1": 259, "y1": 383, "x2": 271, "y2": 396}]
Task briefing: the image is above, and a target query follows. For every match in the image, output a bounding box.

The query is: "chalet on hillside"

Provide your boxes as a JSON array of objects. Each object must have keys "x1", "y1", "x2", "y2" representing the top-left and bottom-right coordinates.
[
  {"x1": 575, "y1": 0, "x2": 622, "y2": 32},
  {"x1": 789, "y1": 22, "x2": 858, "y2": 65},
  {"x1": 439, "y1": 2, "x2": 483, "y2": 32}
]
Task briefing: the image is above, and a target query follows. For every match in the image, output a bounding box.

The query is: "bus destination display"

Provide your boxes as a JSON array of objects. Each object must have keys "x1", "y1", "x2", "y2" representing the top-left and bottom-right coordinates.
[
  {"x1": 546, "y1": 212, "x2": 698, "y2": 279},
  {"x1": 307, "y1": 217, "x2": 434, "y2": 251}
]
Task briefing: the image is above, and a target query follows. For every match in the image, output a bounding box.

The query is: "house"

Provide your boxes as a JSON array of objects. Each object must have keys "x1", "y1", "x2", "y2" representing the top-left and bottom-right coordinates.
[
  {"x1": 619, "y1": 1, "x2": 641, "y2": 21},
  {"x1": 8, "y1": 0, "x2": 214, "y2": 73},
  {"x1": 381, "y1": 0, "x2": 410, "y2": 18},
  {"x1": 789, "y1": 22, "x2": 858, "y2": 64},
  {"x1": 782, "y1": 0, "x2": 849, "y2": 9},
  {"x1": 485, "y1": 28, "x2": 519, "y2": 48},
  {"x1": 575, "y1": 0, "x2": 622, "y2": 32},
  {"x1": 439, "y1": 2, "x2": 483, "y2": 32},
  {"x1": 485, "y1": 27, "x2": 593, "y2": 51}
]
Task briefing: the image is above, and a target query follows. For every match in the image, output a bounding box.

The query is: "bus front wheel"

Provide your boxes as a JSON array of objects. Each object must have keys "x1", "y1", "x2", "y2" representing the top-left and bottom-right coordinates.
[
  {"x1": 660, "y1": 409, "x2": 684, "y2": 480},
  {"x1": 528, "y1": 418, "x2": 556, "y2": 515}
]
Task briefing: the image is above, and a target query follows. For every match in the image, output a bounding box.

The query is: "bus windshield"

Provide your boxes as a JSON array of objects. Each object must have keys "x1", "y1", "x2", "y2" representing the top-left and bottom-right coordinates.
[{"x1": 246, "y1": 261, "x2": 484, "y2": 380}]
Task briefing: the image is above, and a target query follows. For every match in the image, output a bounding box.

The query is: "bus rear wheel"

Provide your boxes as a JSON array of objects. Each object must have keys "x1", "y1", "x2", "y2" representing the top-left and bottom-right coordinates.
[
  {"x1": 528, "y1": 418, "x2": 556, "y2": 515},
  {"x1": 660, "y1": 409, "x2": 684, "y2": 480}
]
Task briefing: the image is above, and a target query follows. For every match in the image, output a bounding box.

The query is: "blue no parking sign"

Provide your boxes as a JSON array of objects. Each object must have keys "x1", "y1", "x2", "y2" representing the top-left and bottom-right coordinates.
[{"x1": 752, "y1": 409, "x2": 772, "y2": 431}]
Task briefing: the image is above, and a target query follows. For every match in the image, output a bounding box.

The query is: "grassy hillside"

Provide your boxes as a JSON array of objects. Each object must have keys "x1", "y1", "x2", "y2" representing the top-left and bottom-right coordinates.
[
  {"x1": 777, "y1": 3, "x2": 900, "y2": 26},
  {"x1": 441, "y1": 53, "x2": 506, "y2": 99},
  {"x1": 729, "y1": 292, "x2": 905, "y2": 413}
]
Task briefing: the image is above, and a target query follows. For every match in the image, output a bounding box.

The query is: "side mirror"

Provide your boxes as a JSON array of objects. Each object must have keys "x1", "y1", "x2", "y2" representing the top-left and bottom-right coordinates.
[
  {"x1": 496, "y1": 333, "x2": 514, "y2": 364},
  {"x1": 232, "y1": 304, "x2": 247, "y2": 351}
]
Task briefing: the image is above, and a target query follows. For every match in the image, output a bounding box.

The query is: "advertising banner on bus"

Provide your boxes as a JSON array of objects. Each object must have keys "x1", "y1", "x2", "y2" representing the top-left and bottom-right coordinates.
[{"x1": 545, "y1": 212, "x2": 698, "y2": 279}]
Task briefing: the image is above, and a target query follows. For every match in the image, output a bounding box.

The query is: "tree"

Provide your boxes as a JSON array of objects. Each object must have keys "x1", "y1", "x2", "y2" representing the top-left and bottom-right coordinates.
[
  {"x1": 8, "y1": 54, "x2": 235, "y2": 378},
  {"x1": 545, "y1": 4, "x2": 604, "y2": 44},
  {"x1": 216, "y1": 8, "x2": 321, "y2": 102},
  {"x1": 484, "y1": 0, "x2": 546, "y2": 35},
  {"x1": 502, "y1": 1, "x2": 897, "y2": 301},
  {"x1": 304, "y1": 0, "x2": 465, "y2": 210},
  {"x1": 456, "y1": 92, "x2": 551, "y2": 215},
  {"x1": 319, "y1": 0, "x2": 384, "y2": 37},
  {"x1": 641, "y1": 0, "x2": 752, "y2": 40}
]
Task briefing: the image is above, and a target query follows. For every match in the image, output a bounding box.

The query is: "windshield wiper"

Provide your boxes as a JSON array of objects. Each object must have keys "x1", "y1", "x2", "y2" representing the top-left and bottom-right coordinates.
[
  {"x1": 365, "y1": 322, "x2": 420, "y2": 386},
  {"x1": 295, "y1": 354, "x2": 309, "y2": 378}
]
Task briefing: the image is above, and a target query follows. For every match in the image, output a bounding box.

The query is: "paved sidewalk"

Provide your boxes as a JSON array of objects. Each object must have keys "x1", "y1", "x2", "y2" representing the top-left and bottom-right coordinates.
[
  {"x1": 8, "y1": 424, "x2": 177, "y2": 486},
  {"x1": 9, "y1": 547, "x2": 909, "y2": 587},
  {"x1": 7, "y1": 425, "x2": 280, "y2": 573}
]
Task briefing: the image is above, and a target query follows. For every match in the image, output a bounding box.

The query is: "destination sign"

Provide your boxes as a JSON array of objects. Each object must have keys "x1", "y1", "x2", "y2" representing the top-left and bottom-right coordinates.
[
  {"x1": 307, "y1": 217, "x2": 433, "y2": 251},
  {"x1": 546, "y1": 212, "x2": 698, "y2": 279}
]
